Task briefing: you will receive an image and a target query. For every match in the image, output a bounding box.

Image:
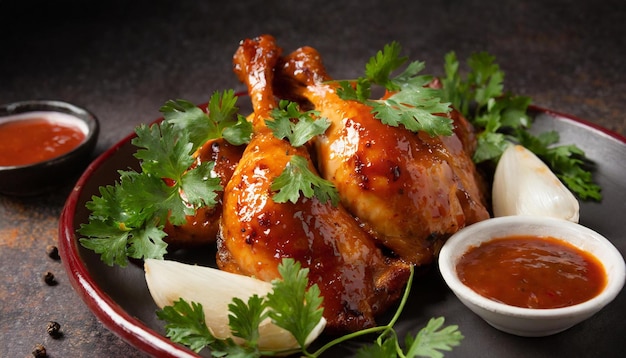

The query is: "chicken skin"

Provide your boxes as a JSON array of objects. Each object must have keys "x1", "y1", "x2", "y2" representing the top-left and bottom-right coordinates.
[
  {"x1": 217, "y1": 35, "x2": 411, "y2": 333},
  {"x1": 274, "y1": 46, "x2": 490, "y2": 265}
]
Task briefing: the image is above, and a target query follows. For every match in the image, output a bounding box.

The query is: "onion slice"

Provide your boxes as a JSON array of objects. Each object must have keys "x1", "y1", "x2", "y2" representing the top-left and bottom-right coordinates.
[
  {"x1": 144, "y1": 259, "x2": 326, "y2": 354},
  {"x1": 492, "y1": 144, "x2": 579, "y2": 222}
]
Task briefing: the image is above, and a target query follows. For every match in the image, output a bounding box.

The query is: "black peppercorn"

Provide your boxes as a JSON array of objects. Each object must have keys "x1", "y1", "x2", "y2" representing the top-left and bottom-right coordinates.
[
  {"x1": 46, "y1": 245, "x2": 60, "y2": 260},
  {"x1": 46, "y1": 321, "x2": 62, "y2": 338},
  {"x1": 32, "y1": 343, "x2": 46, "y2": 357},
  {"x1": 43, "y1": 271, "x2": 57, "y2": 286}
]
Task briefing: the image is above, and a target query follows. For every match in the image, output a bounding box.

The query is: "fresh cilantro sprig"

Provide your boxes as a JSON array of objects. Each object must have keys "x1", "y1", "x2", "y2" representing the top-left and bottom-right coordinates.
[
  {"x1": 161, "y1": 90, "x2": 253, "y2": 147},
  {"x1": 354, "y1": 318, "x2": 463, "y2": 358},
  {"x1": 312, "y1": 265, "x2": 463, "y2": 358},
  {"x1": 265, "y1": 100, "x2": 339, "y2": 206},
  {"x1": 335, "y1": 42, "x2": 453, "y2": 137},
  {"x1": 267, "y1": 259, "x2": 324, "y2": 349},
  {"x1": 271, "y1": 155, "x2": 340, "y2": 206},
  {"x1": 516, "y1": 130, "x2": 602, "y2": 200},
  {"x1": 158, "y1": 261, "x2": 463, "y2": 358},
  {"x1": 440, "y1": 51, "x2": 602, "y2": 200},
  {"x1": 157, "y1": 258, "x2": 325, "y2": 357},
  {"x1": 157, "y1": 299, "x2": 217, "y2": 352},
  {"x1": 267, "y1": 100, "x2": 330, "y2": 147},
  {"x1": 79, "y1": 90, "x2": 249, "y2": 266}
]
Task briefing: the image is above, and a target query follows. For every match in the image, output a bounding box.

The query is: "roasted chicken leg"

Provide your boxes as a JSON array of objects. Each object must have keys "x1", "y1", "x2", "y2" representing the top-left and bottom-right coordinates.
[
  {"x1": 217, "y1": 35, "x2": 411, "y2": 333},
  {"x1": 275, "y1": 46, "x2": 490, "y2": 265}
]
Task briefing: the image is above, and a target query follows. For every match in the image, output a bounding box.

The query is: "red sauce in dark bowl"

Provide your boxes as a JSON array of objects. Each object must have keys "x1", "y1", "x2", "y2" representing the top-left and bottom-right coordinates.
[
  {"x1": 456, "y1": 235, "x2": 607, "y2": 309},
  {"x1": 0, "y1": 112, "x2": 86, "y2": 167}
]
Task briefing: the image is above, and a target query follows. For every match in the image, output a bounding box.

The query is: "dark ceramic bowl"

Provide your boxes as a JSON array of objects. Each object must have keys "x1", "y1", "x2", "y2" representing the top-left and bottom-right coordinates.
[{"x1": 0, "y1": 100, "x2": 99, "y2": 196}]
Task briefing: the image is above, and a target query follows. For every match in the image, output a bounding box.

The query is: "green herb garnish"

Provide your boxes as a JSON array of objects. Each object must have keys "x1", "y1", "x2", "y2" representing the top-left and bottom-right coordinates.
[
  {"x1": 267, "y1": 99, "x2": 330, "y2": 147},
  {"x1": 440, "y1": 51, "x2": 601, "y2": 200},
  {"x1": 336, "y1": 41, "x2": 453, "y2": 137},
  {"x1": 158, "y1": 260, "x2": 464, "y2": 358},
  {"x1": 157, "y1": 258, "x2": 325, "y2": 357},
  {"x1": 265, "y1": 99, "x2": 339, "y2": 206},
  {"x1": 79, "y1": 90, "x2": 249, "y2": 266},
  {"x1": 271, "y1": 155, "x2": 340, "y2": 206},
  {"x1": 161, "y1": 90, "x2": 253, "y2": 147}
]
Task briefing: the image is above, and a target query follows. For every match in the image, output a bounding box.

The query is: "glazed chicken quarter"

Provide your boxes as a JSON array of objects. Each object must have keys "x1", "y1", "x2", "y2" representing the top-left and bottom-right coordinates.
[
  {"x1": 274, "y1": 45, "x2": 490, "y2": 266},
  {"x1": 217, "y1": 35, "x2": 411, "y2": 333}
]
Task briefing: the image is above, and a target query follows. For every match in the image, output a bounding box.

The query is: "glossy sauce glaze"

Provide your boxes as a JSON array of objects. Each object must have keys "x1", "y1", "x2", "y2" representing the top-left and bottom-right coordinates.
[
  {"x1": 219, "y1": 35, "x2": 412, "y2": 333},
  {"x1": 276, "y1": 46, "x2": 490, "y2": 266},
  {"x1": 0, "y1": 112, "x2": 87, "y2": 166},
  {"x1": 456, "y1": 235, "x2": 607, "y2": 309}
]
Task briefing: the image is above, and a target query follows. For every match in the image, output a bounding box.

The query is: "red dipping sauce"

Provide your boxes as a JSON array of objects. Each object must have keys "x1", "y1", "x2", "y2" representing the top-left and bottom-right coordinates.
[
  {"x1": 456, "y1": 235, "x2": 607, "y2": 309},
  {"x1": 0, "y1": 112, "x2": 86, "y2": 166}
]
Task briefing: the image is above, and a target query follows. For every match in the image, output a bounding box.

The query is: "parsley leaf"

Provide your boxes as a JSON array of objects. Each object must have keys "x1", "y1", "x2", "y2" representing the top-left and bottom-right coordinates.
[
  {"x1": 311, "y1": 266, "x2": 463, "y2": 358},
  {"x1": 336, "y1": 42, "x2": 453, "y2": 136},
  {"x1": 157, "y1": 261, "x2": 463, "y2": 357},
  {"x1": 372, "y1": 90, "x2": 453, "y2": 135},
  {"x1": 156, "y1": 298, "x2": 218, "y2": 353},
  {"x1": 354, "y1": 318, "x2": 463, "y2": 358},
  {"x1": 78, "y1": 187, "x2": 132, "y2": 268},
  {"x1": 157, "y1": 258, "x2": 324, "y2": 357},
  {"x1": 365, "y1": 41, "x2": 408, "y2": 91},
  {"x1": 404, "y1": 317, "x2": 464, "y2": 358},
  {"x1": 441, "y1": 51, "x2": 602, "y2": 200},
  {"x1": 228, "y1": 295, "x2": 267, "y2": 349},
  {"x1": 355, "y1": 338, "x2": 398, "y2": 357},
  {"x1": 267, "y1": 100, "x2": 330, "y2": 147},
  {"x1": 516, "y1": 130, "x2": 602, "y2": 201},
  {"x1": 161, "y1": 90, "x2": 253, "y2": 148},
  {"x1": 78, "y1": 171, "x2": 171, "y2": 266},
  {"x1": 267, "y1": 259, "x2": 324, "y2": 348},
  {"x1": 79, "y1": 92, "x2": 239, "y2": 266},
  {"x1": 271, "y1": 155, "x2": 340, "y2": 206},
  {"x1": 265, "y1": 100, "x2": 337, "y2": 206}
]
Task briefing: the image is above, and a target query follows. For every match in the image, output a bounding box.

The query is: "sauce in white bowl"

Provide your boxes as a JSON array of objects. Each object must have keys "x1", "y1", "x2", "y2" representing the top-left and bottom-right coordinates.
[{"x1": 438, "y1": 216, "x2": 625, "y2": 337}]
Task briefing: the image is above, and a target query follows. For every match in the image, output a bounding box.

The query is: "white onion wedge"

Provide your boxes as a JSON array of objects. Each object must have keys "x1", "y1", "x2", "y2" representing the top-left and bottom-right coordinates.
[
  {"x1": 492, "y1": 144, "x2": 579, "y2": 222},
  {"x1": 144, "y1": 259, "x2": 326, "y2": 354}
]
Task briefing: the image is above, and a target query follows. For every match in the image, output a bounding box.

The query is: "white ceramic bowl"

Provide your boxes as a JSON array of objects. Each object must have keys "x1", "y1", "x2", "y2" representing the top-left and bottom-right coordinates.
[{"x1": 438, "y1": 216, "x2": 625, "y2": 337}]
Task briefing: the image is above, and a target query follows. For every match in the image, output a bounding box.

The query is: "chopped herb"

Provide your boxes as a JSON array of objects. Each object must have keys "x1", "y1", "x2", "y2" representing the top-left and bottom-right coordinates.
[
  {"x1": 264, "y1": 100, "x2": 338, "y2": 206},
  {"x1": 267, "y1": 99, "x2": 330, "y2": 147},
  {"x1": 157, "y1": 299, "x2": 219, "y2": 353},
  {"x1": 157, "y1": 259, "x2": 325, "y2": 356},
  {"x1": 336, "y1": 42, "x2": 453, "y2": 136},
  {"x1": 440, "y1": 51, "x2": 601, "y2": 200},
  {"x1": 79, "y1": 91, "x2": 242, "y2": 266},
  {"x1": 266, "y1": 258, "x2": 324, "y2": 348},
  {"x1": 271, "y1": 155, "x2": 339, "y2": 206},
  {"x1": 158, "y1": 261, "x2": 463, "y2": 357},
  {"x1": 161, "y1": 90, "x2": 253, "y2": 147}
]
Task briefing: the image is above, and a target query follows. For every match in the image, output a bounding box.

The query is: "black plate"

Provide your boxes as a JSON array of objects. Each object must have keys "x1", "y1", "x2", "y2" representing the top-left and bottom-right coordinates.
[{"x1": 58, "y1": 106, "x2": 626, "y2": 357}]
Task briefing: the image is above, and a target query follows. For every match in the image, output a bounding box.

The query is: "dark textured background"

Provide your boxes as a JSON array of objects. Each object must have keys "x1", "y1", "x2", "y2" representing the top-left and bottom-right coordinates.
[{"x1": 1, "y1": 0, "x2": 624, "y2": 357}]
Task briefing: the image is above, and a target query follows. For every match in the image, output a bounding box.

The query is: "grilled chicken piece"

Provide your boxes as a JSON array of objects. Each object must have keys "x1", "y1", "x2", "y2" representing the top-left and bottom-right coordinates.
[
  {"x1": 164, "y1": 138, "x2": 245, "y2": 248},
  {"x1": 275, "y1": 46, "x2": 490, "y2": 265},
  {"x1": 218, "y1": 35, "x2": 411, "y2": 332}
]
